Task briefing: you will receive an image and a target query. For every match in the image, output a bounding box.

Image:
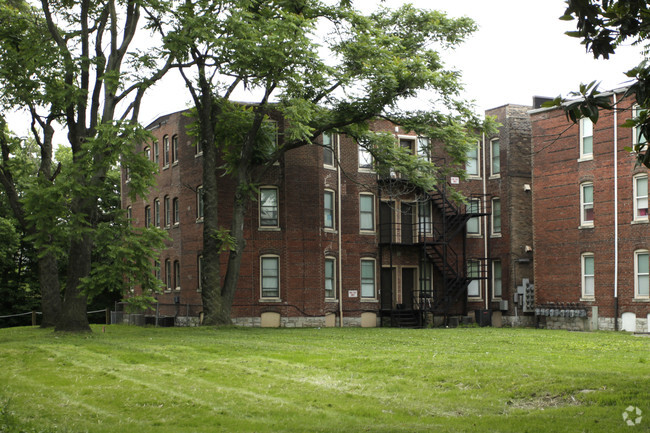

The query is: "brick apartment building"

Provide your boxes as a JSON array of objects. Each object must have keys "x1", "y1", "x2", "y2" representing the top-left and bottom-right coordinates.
[
  {"x1": 530, "y1": 90, "x2": 650, "y2": 332},
  {"x1": 120, "y1": 104, "x2": 536, "y2": 328}
]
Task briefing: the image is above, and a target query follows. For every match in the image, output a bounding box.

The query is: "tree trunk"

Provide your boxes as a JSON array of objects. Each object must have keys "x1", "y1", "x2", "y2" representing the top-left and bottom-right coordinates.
[
  {"x1": 219, "y1": 188, "x2": 247, "y2": 323},
  {"x1": 55, "y1": 235, "x2": 91, "y2": 332},
  {"x1": 38, "y1": 249, "x2": 61, "y2": 327},
  {"x1": 199, "y1": 96, "x2": 225, "y2": 325}
]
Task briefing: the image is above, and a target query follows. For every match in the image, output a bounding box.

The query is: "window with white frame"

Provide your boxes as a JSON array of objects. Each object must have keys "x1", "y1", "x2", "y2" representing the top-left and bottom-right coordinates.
[
  {"x1": 171, "y1": 135, "x2": 179, "y2": 164},
  {"x1": 580, "y1": 117, "x2": 593, "y2": 159},
  {"x1": 634, "y1": 174, "x2": 648, "y2": 221},
  {"x1": 259, "y1": 187, "x2": 278, "y2": 228},
  {"x1": 323, "y1": 132, "x2": 334, "y2": 168},
  {"x1": 196, "y1": 186, "x2": 204, "y2": 220},
  {"x1": 580, "y1": 182, "x2": 594, "y2": 226},
  {"x1": 635, "y1": 250, "x2": 649, "y2": 299},
  {"x1": 173, "y1": 198, "x2": 179, "y2": 225},
  {"x1": 325, "y1": 257, "x2": 336, "y2": 299},
  {"x1": 358, "y1": 140, "x2": 373, "y2": 170},
  {"x1": 196, "y1": 137, "x2": 203, "y2": 155},
  {"x1": 153, "y1": 141, "x2": 159, "y2": 164},
  {"x1": 174, "y1": 260, "x2": 181, "y2": 290},
  {"x1": 467, "y1": 199, "x2": 481, "y2": 235},
  {"x1": 359, "y1": 194, "x2": 375, "y2": 232},
  {"x1": 490, "y1": 138, "x2": 500, "y2": 176},
  {"x1": 492, "y1": 260, "x2": 502, "y2": 298},
  {"x1": 418, "y1": 199, "x2": 432, "y2": 234},
  {"x1": 491, "y1": 197, "x2": 501, "y2": 235},
  {"x1": 165, "y1": 259, "x2": 171, "y2": 290},
  {"x1": 144, "y1": 205, "x2": 151, "y2": 228},
  {"x1": 467, "y1": 260, "x2": 480, "y2": 298},
  {"x1": 466, "y1": 141, "x2": 479, "y2": 176},
  {"x1": 324, "y1": 190, "x2": 335, "y2": 230},
  {"x1": 261, "y1": 256, "x2": 280, "y2": 299},
  {"x1": 633, "y1": 105, "x2": 647, "y2": 148},
  {"x1": 163, "y1": 135, "x2": 170, "y2": 166},
  {"x1": 417, "y1": 137, "x2": 430, "y2": 160},
  {"x1": 581, "y1": 253, "x2": 594, "y2": 298},
  {"x1": 164, "y1": 196, "x2": 170, "y2": 227},
  {"x1": 360, "y1": 259, "x2": 376, "y2": 298},
  {"x1": 144, "y1": 146, "x2": 151, "y2": 160},
  {"x1": 154, "y1": 260, "x2": 161, "y2": 281},
  {"x1": 154, "y1": 199, "x2": 160, "y2": 227},
  {"x1": 126, "y1": 206, "x2": 132, "y2": 221}
]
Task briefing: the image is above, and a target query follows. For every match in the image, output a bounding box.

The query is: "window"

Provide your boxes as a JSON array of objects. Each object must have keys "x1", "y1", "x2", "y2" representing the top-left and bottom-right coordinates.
[
  {"x1": 144, "y1": 205, "x2": 151, "y2": 228},
  {"x1": 124, "y1": 166, "x2": 130, "y2": 182},
  {"x1": 581, "y1": 253, "x2": 595, "y2": 298},
  {"x1": 261, "y1": 256, "x2": 280, "y2": 298},
  {"x1": 490, "y1": 138, "x2": 500, "y2": 176},
  {"x1": 400, "y1": 138, "x2": 415, "y2": 154},
  {"x1": 492, "y1": 260, "x2": 502, "y2": 298},
  {"x1": 165, "y1": 259, "x2": 171, "y2": 290},
  {"x1": 197, "y1": 186, "x2": 204, "y2": 220},
  {"x1": 417, "y1": 137, "x2": 430, "y2": 160},
  {"x1": 144, "y1": 146, "x2": 151, "y2": 160},
  {"x1": 580, "y1": 117, "x2": 593, "y2": 159},
  {"x1": 467, "y1": 260, "x2": 480, "y2": 298},
  {"x1": 360, "y1": 194, "x2": 375, "y2": 232},
  {"x1": 491, "y1": 197, "x2": 501, "y2": 235},
  {"x1": 164, "y1": 196, "x2": 171, "y2": 227},
  {"x1": 325, "y1": 257, "x2": 336, "y2": 299},
  {"x1": 153, "y1": 142, "x2": 159, "y2": 164},
  {"x1": 635, "y1": 250, "x2": 649, "y2": 298},
  {"x1": 324, "y1": 190, "x2": 335, "y2": 229},
  {"x1": 173, "y1": 198, "x2": 180, "y2": 225},
  {"x1": 154, "y1": 199, "x2": 160, "y2": 227},
  {"x1": 360, "y1": 259, "x2": 376, "y2": 298},
  {"x1": 196, "y1": 138, "x2": 203, "y2": 155},
  {"x1": 358, "y1": 141, "x2": 373, "y2": 170},
  {"x1": 174, "y1": 260, "x2": 180, "y2": 290},
  {"x1": 154, "y1": 260, "x2": 161, "y2": 281},
  {"x1": 418, "y1": 199, "x2": 431, "y2": 234},
  {"x1": 323, "y1": 132, "x2": 334, "y2": 167},
  {"x1": 580, "y1": 182, "x2": 594, "y2": 226},
  {"x1": 259, "y1": 187, "x2": 278, "y2": 228},
  {"x1": 163, "y1": 135, "x2": 170, "y2": 166},
  {"x1": 466, "y1": 141, "x2": 479, "y2": 176},
  {"x1": 197, "y1": 255, "x2": 203, "y2": 292},
  {"x1": 171, "y1": 135, "x2": 178, "y2": 163},
  {"x1": 126, "y1": 206, "x2": 132, "y2": 221},
  {"x1": 467, "y1": 199, "x2": 481, "y2": 235},
  {"x1": 634, "y1": 175, "x2": 648, "y2": 221},
  {"x1": 633, "y1": 105, "x2": 647, "y2": 148}
]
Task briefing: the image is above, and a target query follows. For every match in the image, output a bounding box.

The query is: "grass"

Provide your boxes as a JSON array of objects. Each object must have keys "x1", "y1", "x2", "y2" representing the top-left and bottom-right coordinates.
[{"x1": 0, "y1": 325, "x2": 648, "y2": 433}]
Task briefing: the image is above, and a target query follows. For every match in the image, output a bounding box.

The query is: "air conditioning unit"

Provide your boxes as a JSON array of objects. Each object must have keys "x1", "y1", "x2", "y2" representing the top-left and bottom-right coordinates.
[{"x1": 499, "y1": 300, "x2": 508, "y2": 311}]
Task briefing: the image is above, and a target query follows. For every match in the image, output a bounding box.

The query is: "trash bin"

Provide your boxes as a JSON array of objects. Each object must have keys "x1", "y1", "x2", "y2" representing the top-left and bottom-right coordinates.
[{"x1": 475, "y1": 309, "x2": 492, "y2": 327}]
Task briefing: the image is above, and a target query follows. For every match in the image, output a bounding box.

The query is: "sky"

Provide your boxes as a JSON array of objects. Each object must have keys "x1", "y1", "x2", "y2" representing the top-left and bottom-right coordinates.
[{"x1": 5, "y1": 0, "x2": 645, "y2": 133}]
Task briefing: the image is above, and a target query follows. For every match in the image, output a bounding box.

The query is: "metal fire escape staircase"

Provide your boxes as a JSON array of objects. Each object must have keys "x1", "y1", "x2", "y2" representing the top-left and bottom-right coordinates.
[{"x1": 420, "y1": 183, "x2": 487, "y2": 317}]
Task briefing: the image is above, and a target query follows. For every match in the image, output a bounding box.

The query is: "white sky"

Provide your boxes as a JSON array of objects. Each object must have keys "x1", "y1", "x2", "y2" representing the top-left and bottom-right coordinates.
[{"x1": 5, "y1": 0, "x2": 644, "y2": 133}]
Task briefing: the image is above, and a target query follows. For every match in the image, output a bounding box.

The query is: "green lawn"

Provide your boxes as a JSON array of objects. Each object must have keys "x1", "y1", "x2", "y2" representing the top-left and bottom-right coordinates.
[{"x1": 0, "y1": 325, "x2": 648, "y2": 433}]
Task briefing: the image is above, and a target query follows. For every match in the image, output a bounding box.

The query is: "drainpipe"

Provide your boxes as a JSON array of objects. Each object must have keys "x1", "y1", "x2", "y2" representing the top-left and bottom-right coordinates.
[
  {"x1": 613, "y1": 93, "x2": 619, "y2": 331},
  {"x1": 482, "y1": 132, "x2": 489, "y2": 310},
  {"x1": 337, "y1": 134, "x2": 344, "y2": 327}
]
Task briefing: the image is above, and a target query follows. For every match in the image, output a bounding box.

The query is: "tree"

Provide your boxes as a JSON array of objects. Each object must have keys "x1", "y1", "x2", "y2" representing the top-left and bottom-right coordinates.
[
  {"x1": 161, "y1": 0, "x2": 491, "y2": 324},
  {"x1": 0, "y1": 0, "x2": 171, "y2": 331},
  {"x1": 551, "y1": 0, "x2": 650, "y2": 166}
]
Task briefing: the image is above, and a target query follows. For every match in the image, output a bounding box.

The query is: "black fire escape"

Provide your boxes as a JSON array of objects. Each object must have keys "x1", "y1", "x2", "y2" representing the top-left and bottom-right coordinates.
[{"x1": 378, "y1": 178, "x2": 491, "y2": 327}]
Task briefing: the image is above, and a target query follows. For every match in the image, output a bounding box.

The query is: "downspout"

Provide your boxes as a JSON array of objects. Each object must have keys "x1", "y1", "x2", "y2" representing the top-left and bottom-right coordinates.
[
  {"x1": 337, "y1": 134, "x2": 344, "y2": 327},
  {"x1": 482, "y1": 132, "x2": 489, "y2": 310},
  {"x1": 613, "y1": 93, "x2": 619, "y2": 331}
]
